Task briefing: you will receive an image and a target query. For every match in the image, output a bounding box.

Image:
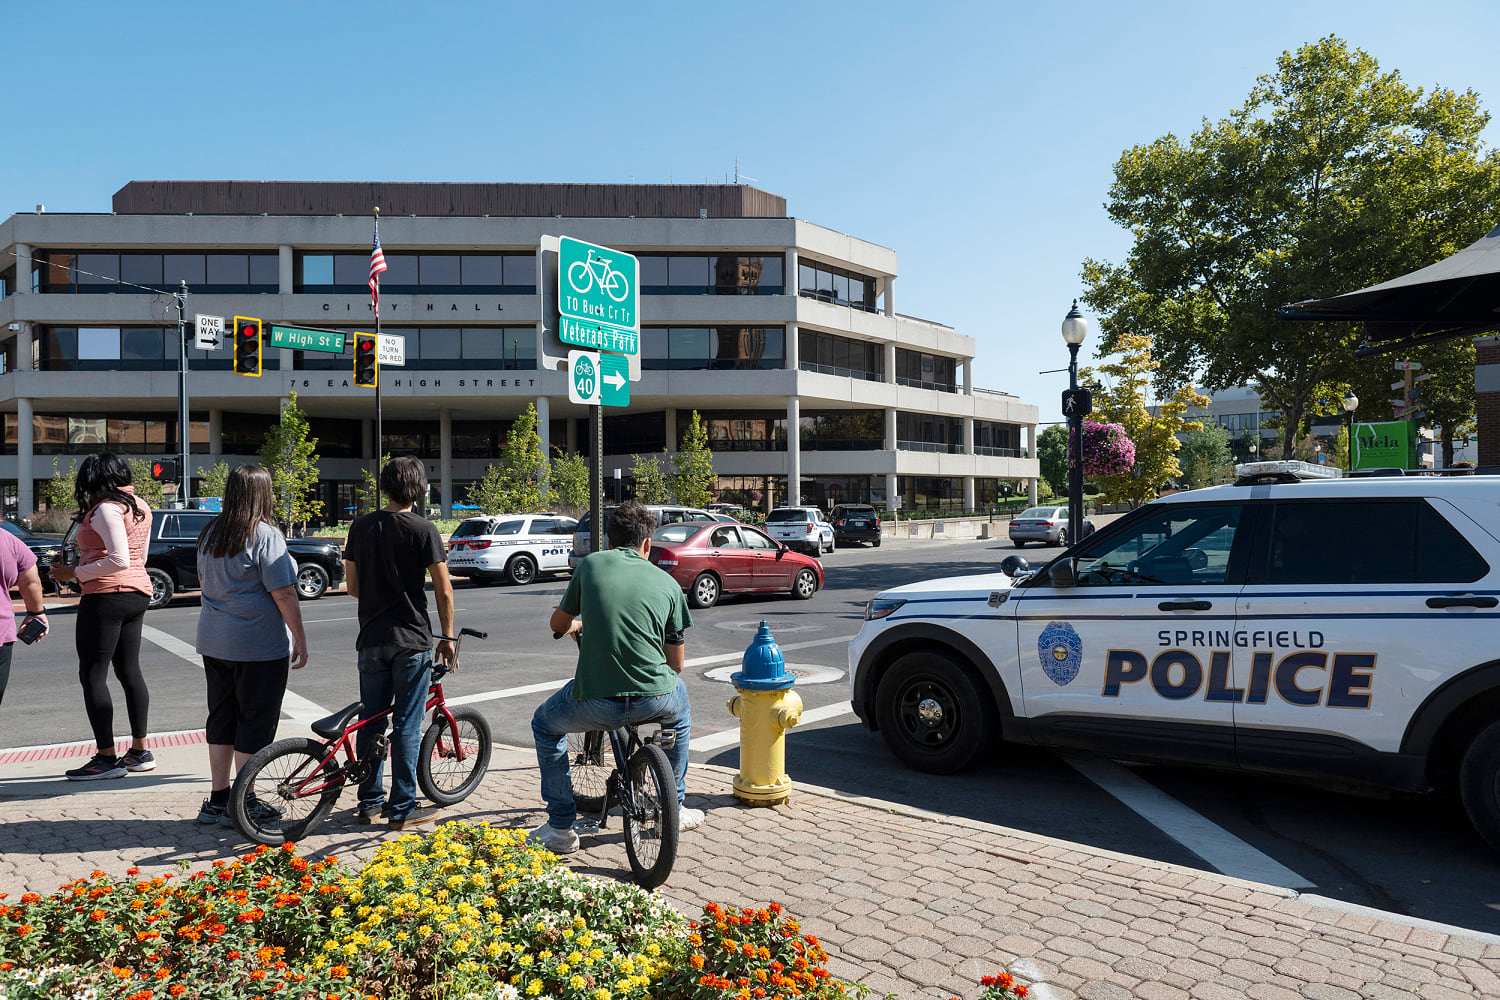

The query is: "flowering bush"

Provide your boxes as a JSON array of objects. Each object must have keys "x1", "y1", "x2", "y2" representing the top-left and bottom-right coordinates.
[
  {"x1": 1069, "y1": 421, "x2": 1135, "y2": 478},
  {"x1": 949, "y1": 972, "x2": 1029, "y2": 1000},
  {"x1": 658, "y1": 901, "x2": 864, "y2": 999}
]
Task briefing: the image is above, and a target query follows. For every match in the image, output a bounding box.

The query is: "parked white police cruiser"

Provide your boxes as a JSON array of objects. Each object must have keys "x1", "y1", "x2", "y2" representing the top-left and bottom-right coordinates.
[
  {"x1": 445, "y1": 513, "x2": 577, "y2": 586},
  {"x1": 849, "y1": 462, "x2": 1500, "y2": 852}
]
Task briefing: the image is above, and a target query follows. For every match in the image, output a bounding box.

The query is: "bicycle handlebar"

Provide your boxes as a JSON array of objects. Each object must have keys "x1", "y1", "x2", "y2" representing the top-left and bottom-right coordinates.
[{"x1": 460, "y1": 627, "x2": 487, "y2": 639}]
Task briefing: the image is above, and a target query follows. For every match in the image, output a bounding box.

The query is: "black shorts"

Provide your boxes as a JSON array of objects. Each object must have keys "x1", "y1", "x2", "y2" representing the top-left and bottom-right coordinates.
[{"x1": 203, "y1": 655, "x2": 290, "y2": 754}]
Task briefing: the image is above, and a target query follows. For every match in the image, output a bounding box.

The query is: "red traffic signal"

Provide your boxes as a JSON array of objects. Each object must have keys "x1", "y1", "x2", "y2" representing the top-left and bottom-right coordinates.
[
  {"x1": 354, "y1": 335, "x2": 378, "y2": 388},
  {"x1": 151, "y1": 459, "x2": 179, "y2": 482},
  {"x1": 233, "y1": 316, "x2": 262, "y2": 377}
]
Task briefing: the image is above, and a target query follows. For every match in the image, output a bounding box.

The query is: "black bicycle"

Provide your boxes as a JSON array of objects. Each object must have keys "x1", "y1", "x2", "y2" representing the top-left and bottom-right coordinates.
[{"x1": 555, "y1": 633, "x2": 679, "y2": 889}]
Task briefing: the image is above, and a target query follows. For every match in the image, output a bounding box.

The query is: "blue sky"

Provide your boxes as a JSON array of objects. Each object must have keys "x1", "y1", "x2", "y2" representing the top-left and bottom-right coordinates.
[{"x1": 8, "y1": 1, "x2": 1500, "y2": 423}]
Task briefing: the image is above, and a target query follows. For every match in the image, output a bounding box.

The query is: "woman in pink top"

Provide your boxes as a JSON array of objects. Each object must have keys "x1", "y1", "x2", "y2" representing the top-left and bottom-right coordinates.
[{"x1": 49, "y1": 454, "x2": 156, "y2": 781}]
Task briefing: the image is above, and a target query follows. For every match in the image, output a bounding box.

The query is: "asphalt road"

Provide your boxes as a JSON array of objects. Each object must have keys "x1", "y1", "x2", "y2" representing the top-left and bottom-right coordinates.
[{"x1": 6, "y1": 536, "x2": 1499, "y2": 934}]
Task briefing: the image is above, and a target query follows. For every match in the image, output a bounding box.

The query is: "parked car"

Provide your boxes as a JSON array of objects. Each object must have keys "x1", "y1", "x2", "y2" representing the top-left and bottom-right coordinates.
[
  {"x1": 648, "y1": 520, "x2": 824, "y2": 609},
  {"x1": 445, "y1": 513, "x2": 576, "y2": 585},
  {"x1": 707, "y1": 503, "x2": 746, "y2": 517},
  {"x1": 1007, "y1": 506, "x2": 1095, "y2": 547},
  {"x1": 1, "y1": 520, "x2": 62, "y2": 591},
  {"x1": 65, "y1": 509, "x2": 345, "y2": 610},
  {"x1": 830, "y1": 503, "x2": 882, "y2": 547},
  {"x1": 764, "y1": 506, "x2": 835, "y2": 556},
  {"x1": 568, "y1": 504, "x2": 714, "y2": 569}
]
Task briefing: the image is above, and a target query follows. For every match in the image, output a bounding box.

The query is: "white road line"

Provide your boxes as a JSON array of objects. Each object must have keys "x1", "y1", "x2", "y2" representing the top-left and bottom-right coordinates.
[
  {"x1": 301, "y1": 616, "x2": 361, "y2": 624},
  {"x1": 279, "y1": 689, "x2": 332, "y2": 724},
  {"x1": 689, "y1": 700, "x2": 855, "y2": 753},
  {"x1": 446, "y1": 679, "x2": 568, "y2": 707},
  {"x1": 1067, "y1": 756, "x2": 1313, "y2": 888},
  {"x1": 685, "y1": 633, "x2": 855, "y2": 669},
  {"x1": 139, "y1": 624, "x2": 201, "y2": 666}
]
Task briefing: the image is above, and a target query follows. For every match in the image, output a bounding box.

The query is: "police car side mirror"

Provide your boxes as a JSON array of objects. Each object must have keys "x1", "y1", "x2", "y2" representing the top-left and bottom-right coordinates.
[
  {"x1": 1000, "y1": 554, "x2": 1031, "y2": 578},
  {"x1": 1047, "y1": 559, "x2": 1076, "y2": 589}
]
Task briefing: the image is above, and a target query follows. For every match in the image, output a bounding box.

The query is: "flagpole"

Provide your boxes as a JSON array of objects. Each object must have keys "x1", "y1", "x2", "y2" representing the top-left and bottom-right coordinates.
[{"x1": 374, "y1": 208, "x2": 383, "y2": 495}]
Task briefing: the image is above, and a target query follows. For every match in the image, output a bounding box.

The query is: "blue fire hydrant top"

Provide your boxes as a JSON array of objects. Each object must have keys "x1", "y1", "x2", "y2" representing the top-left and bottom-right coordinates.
[{"x1": 731, "y1": 621, "x2": 796, "y2": 691}]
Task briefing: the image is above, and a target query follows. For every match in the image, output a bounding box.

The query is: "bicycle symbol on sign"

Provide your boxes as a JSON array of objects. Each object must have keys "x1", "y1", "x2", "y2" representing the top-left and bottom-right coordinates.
[
  {"x1": 574, "y1": 355, "x2": 597, "y2": 396},
  {"x1": 568, "y1": 249, "x2": 631, "y2": 303}
]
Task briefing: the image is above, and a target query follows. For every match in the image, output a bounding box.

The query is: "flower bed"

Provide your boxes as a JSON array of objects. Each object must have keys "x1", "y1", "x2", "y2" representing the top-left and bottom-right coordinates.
[{"x1": 0, "y1": 821, "x2": 1027, "y2": 1000}]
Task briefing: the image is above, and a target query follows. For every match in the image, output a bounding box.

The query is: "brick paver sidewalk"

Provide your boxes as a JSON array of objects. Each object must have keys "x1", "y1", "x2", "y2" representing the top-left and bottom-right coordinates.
[{"x1": 0, "y1": 744, "x2": 1495, "y2": 999}]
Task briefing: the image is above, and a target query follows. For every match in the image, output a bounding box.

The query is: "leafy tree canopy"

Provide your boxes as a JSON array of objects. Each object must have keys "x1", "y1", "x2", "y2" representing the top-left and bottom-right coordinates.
[
  {"x1": 672, "y1": 411, "x2": 716, "y2": 510},
  {"x1": 259, "y1": 392, "x2": 322, "y2": 530},
  {"x1": 1036, "y1": 425, "x2": 1069, "y2": 496}
]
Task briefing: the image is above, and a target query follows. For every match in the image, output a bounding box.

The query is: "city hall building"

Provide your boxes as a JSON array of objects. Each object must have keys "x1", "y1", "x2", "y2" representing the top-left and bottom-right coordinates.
[{"x1": 0, "y1": 181, "x2": 1038, "y2": 519}]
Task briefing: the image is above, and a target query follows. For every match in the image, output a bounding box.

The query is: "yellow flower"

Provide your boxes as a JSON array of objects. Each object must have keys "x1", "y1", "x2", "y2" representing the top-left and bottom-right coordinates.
[
  {"x1": 417, "y1": 924, "x2": 432, "y2": 937},
  {"x1": 376, "y1": 940, "x2": 393, "y2": 952},
  {"x1": 593, "y1": 989, "x2": 611, "y2": 1000},
  {"x1": 395, "y1": 932, "x2": 409, "y2": 942},
  {"x1": 526, "y1": 981, "x2": 543, "y2": 996},
  {"x1": 518, "y1": 955, "x2": 533, "y2": 967},
  {"x1": 557, "y1": 963, "x2": 570, "y2": 976},
  {"x1": 571, "y1": 976, "x2": 586, "y2": 990},
  {"x1": 323, "y1": 941, "x2": 338, "y2": 952}
]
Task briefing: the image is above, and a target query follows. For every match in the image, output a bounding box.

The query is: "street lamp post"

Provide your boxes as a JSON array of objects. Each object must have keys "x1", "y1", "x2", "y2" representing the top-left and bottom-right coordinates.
[
  {"x1": 1060, "y1": 301, "x2": 1088, "y2": 546},
  {"x1": 1342, "y1": 392, "x2": 1359, "y2": 472}
]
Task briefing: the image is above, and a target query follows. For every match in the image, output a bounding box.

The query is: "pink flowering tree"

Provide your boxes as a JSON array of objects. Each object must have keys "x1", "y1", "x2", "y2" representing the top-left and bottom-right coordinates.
[{"x1": 1069, "y1": 420, "x2": 1135, "y2": 478}]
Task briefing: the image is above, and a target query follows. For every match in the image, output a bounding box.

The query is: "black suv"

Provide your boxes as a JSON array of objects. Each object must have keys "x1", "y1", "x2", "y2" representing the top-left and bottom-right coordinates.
[
  {"x1": 830, "y1": 504, "x2": 882, "y2": 547},
  {"x1": 65, "y1": 510, "x2": 344, "y2": 610},
  {"x1": 2, "y1": 521, "x2": 63, "y2": 591}
]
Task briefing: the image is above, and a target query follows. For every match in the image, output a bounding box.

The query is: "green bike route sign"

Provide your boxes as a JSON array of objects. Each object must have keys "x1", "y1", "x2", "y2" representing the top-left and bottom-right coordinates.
[
  {"x1": 558, "y1": 236, "x2": 639, "y2": 356},
  {"x1": 567, "y1": 350, "x2": 629, "y2": 407},
  {"x1": 269, "y1": 325, "x2": 347, "y2": 354}
]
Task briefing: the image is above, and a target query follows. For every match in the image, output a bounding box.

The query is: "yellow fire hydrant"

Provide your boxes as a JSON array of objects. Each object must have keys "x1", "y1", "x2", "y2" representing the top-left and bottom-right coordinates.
[{"x1": 727, "y1": 621, "x2": 803, "y2": 805}]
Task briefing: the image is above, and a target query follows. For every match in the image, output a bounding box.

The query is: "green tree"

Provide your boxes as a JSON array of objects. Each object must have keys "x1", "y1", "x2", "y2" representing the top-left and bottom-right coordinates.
[
  {"x1": 1082, "y1": 36, "x2": 1500, "y2": 459},
  {"x1": 1179, "y1": 423, "x2": 1232, "y2": 489},
  {"x1": 497, "y1": 403, "x2": 548, "y2": 512},
  {"x1": 549, "y1": 450, "x2": 590, "y2": 511},
  {"x1": 672, "y1": 411, "x2": 716, "y2": 509},
  {"x1": 40, "y1": 458, "x2": 77, "y2": 513},
  {"x1": 467, "y1": 464, "x2": 509, "y2": 515},
  {"x1": 199, "y1": 460, "x2": 232, "y2": 500},
  {"x1": 356, "y1": 454, "x2": 392, "y2": 516},
  {"x1": 259, "y1": 392, "x2": 322, "y2": 530},
  {"x1": 127, "y1": 460, "x2": 166, "y2": 510},
  {"x1": 630, "y1": 453, "x2": 671, "y2": 504},
  {"x1": 1081, "y1": 332, "x2": 1209, "y2": 506},
  {"x1": 1036, "y1": 425, "x2": 1069, "y2": 496}
]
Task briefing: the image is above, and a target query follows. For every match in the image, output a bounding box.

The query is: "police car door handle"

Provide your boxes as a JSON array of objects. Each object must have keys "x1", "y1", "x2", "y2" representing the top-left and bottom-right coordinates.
[
  {"x1": 1426, "y1": 594, "x2": 1499, "y2": 609},
  {"x1": 1158, "y1": 599, "x2": 1212, "y2": 611}
]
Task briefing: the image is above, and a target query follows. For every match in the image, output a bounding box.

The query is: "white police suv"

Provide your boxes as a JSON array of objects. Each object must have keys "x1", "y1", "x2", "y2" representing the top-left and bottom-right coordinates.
[
  {"x1": 445, "y1": 513, "x2": 577, "y2": 586},
  {"x1": 849, "y1": 462, "x2": 1500, "y2": 852}
]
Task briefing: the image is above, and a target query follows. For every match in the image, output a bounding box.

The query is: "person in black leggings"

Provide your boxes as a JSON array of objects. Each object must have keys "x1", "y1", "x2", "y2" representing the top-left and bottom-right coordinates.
[{"x1": 49, "y1": 453, "x2": 156, "y2": 781}]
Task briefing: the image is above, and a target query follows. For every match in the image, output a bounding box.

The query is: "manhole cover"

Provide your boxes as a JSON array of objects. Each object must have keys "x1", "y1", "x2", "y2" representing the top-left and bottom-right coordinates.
[
  {"x1": 703, "y1": 662, "x2": 845, "y2": 685},
  {"x1": 712, "y1": 620, "x2": 822, "y2": 634}
]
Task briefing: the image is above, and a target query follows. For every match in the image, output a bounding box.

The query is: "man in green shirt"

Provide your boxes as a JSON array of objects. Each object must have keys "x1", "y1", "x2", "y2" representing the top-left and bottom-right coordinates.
[{"x1": 531, "y1": 501, "x2": 702, "y2": 853}]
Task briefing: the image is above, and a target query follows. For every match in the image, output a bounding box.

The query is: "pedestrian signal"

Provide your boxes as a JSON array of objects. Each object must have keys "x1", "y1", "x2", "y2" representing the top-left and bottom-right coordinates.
[
  {"x1": 233, "y1": 316, "x2": 262, "y2": 376},
  {"x1": 354, "y1": 336, "x2": 378, "y2": 388},
  {"x1": 151, "y1": 459, "x2": 178, "y2": 482}
]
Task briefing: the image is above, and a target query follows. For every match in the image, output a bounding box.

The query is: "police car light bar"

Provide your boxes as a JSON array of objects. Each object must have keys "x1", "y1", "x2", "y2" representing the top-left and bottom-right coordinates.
[{"x1": 1233, "y1": 460, "x2": 1343, "y2": 481}]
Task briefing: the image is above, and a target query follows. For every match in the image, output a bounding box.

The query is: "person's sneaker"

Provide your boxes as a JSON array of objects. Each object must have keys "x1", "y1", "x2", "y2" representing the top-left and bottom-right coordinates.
[
  {"x1": 528, "y1": 821, "x2": 580, "y2": 854},
  {"x1": 196, "y1": 799, "x2": 232, "y2": 827},
  {"x1": 243, "y1": 797, "x2": 285, "y2": 824},
  {"x1": 121, "y1": 748, "x2": 157, "y2": 772},
  {"x1": 387, "y1": 805, "x2": 443, "y2": 832},
  {"x1": 355, "y1": 804, "x2": 389, "y2": 825},
  {"x1": 65, "y1": 753, "x2": 126, "y2": 781},
  {"x1": 679, "y1": 807, "x2": 706, "y2": 832}
]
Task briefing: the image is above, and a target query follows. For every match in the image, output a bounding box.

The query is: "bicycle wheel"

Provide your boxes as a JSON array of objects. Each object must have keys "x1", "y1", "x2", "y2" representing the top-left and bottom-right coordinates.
[
  {"x1": 603, "y1": 268, "x2": 630, "y2": 302},
  {"x1": 622, "y1": 743, "x2": 678, "y2": 889},
  {"x1": 569, "y1": 731, "x2": 610, "y2": 814},
  {"x1": 231, "y1": 738, "x2": 343, "y2": 846},
  {"x1": 567, "y1": 260, "x2": 593, "y2": 294},
  {"x1": 417, "y1": 707, "x2": 493, "y2": 806}
]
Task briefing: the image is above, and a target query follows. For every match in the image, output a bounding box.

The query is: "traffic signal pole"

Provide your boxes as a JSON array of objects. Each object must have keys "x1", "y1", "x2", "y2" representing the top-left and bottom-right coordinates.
[
  {"x1": 375, "y1": 304, "x2": 383, "y2": 492},
  {"x1": 174, "y1": 281, "x2": 190, "y2": 507},
  {"x1": 589, "y1": 404, "x2": 602, "y2": 553}
]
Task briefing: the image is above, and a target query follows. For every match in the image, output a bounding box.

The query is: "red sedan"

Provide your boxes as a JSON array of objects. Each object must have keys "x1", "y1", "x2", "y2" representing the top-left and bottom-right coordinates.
[{"x1": 648, "y1": 520, "x2": 824, "y2": 609}]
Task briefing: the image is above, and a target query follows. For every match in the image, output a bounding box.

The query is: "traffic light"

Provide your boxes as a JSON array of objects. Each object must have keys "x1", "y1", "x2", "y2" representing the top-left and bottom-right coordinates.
[
  {"x1": 354, "y1": 335, "x2": 378, "y2": 388},
  {"x1": 233, "y1": 316, "x2": 262, "y2": 376},
  {"x1": 151, "y1": 459, "x2": 178, "y2": 482}
]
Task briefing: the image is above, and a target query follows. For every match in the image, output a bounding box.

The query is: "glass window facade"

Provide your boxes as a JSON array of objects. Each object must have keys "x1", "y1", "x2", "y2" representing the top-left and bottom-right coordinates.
[
  {"x1": 4, "y1": 413, "x2": 209, "y2": 455},
  {"x1": 797, "y1": 261, "x2": 876, "y2": 311},
  {"x1": 295, "y1": 253, "x2": 536, "y2": 294},
  {"x1": 636, "y1": 254, "x2": 784, "y2": 295},
  {"x1": 974, "y1": 420, "x2": 1020, "y2": 456},
  {"x1": 897, "y1": 412, "x2": 963, "y2": 453},
  {"x1": 797, "y1": 330, "x2": 884, "y2": 381},
  {"x1": 682, "y1": 411, "x2": 786, "y2": 452},
  {"x1": 39, "y1": 327, "x2": 279, "y2": 372},
  {"x1": 290, "y1": 327, "x2": 536, "y2": 371},
  {"x1": 896, "y1": 476, "x2": 965, "y2": 511},
  {"x1": 801, "y1": 410, "x2": 884, "y2": 451},
  {"x1": 894, "y1": 348, "x2": 957, "y2": 392},
  {"x1": 641, "y1": 327, "x2": 784, "y2": 371},
  {"x1": 36, "y1": 251, "x2": 278, "y2": 294}
]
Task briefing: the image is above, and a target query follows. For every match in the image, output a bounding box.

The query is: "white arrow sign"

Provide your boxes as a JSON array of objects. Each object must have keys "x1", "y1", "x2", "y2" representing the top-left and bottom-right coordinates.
[
  {"x1": 603, "y1": 368, "x2": 626, "y2": 391},
  {"x1": 195, "y1": 313, "x2": 224, "y2": 350}
]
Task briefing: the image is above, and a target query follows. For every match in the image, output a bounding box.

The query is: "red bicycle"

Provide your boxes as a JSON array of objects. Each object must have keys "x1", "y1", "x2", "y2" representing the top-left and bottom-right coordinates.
[{"x1": 230, "y1": 628, "x2": 492, "y2": 845}]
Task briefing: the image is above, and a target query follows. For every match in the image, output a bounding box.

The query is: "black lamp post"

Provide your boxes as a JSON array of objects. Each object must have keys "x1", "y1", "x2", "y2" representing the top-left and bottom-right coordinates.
[
  {"x1": 1342, "y1": 392, "x2": 1359, "y2": 471},
  {"x1": 1060, "y1": 301, "x2": 1089, "y2": 545}
]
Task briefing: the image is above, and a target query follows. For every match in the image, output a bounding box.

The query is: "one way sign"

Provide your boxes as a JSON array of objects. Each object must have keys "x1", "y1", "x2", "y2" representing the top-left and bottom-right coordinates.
[{"x1": 194, "y1": 313, "x2": 224, "y2": 350}]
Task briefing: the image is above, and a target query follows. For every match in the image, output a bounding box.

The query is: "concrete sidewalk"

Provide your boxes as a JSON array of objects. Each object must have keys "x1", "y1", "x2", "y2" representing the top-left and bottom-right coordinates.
[{"x1": 0, "y1": 734, "x2": 1496, "y2": 1000}]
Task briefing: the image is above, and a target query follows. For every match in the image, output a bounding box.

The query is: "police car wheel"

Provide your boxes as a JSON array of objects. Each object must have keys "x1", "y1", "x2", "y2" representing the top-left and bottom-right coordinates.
[
  {"x1": 875, "y1": 651, "x2": 997, "y2": 774},
  {"x1": 506, "y1": 555, "x2": 537, "y2": 586},
  {"x1": 1458, "y1": 718, "x2": 1500, "y2": 853}
]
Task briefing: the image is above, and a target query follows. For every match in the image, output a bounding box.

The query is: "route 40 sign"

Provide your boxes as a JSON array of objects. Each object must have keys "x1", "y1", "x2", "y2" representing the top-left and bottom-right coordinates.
[
  {"x1": 567, "y1": 350, "x2": 629, "y2": 407},
  {"x1": 558, "y1": 236, "x2": 639, "y2": 356}
]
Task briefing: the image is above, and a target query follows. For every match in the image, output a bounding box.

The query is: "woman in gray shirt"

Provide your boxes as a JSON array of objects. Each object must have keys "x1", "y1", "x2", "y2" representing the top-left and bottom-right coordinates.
[{"x1": 193, "y1": 464, "x2": 309, "y2": 826}]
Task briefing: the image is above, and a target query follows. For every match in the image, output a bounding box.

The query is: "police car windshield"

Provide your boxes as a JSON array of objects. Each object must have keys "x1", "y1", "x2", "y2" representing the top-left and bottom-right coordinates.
[{"x1": 767, "y1": 509, "x2": 811, "y2": 522}]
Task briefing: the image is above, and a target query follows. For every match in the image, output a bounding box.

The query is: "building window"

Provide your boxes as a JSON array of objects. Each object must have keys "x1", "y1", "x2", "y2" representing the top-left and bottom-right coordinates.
[
  {"x1": 894, "y1": 348, "x2": 957, "y2": 392},
  {"x1": 4, "y1": 413, "x2": 210, "y2": 455},
  {"x1": 295, "y1": 252, "x2": 535, "y2": 294},
  {"x1": 291, "y1": 327, "x2": 536, "y2": 371},
  {"x1": 897, "y1": 476, "x2": 963, "y2": 511},
  {"x1": 682, "y1": 411, "x2": 787, "y2": 452},
  {"x1": 603, "y1": 412, "x2": 666, "y2": 455},
  {"x1": 897, "y1": 412, "x2": 963, "y2": 453},
  {"x1": 796, "y1": 261, "x2": 876, "y2": 311},
  {"x1": 797, "y1": 330, "x2": 883, "y2": 381},
  {"x1": 636, "y1": 254, "x2": 784, "y2": 295},
  {"x1": 801, "y1": 410, "x2": 884, "y2": 451},
  {"x1": 974, "y1": 421, "x2": 1020, "y2": 457},
  {"x1": 800, "y1": 475, "x2": 879, "y2": 510},
  {"x1": 36, "y1": 251, "x2": 278, "y2": 294},
  {"x1": 640, "y1": 326, "x2": 784, "y2": 371}
]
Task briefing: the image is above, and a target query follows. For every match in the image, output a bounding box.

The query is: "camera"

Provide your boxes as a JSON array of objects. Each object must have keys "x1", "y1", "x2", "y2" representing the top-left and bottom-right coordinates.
[{"x1": 6, "y1": 323, "x2": 19, "y2": 332}]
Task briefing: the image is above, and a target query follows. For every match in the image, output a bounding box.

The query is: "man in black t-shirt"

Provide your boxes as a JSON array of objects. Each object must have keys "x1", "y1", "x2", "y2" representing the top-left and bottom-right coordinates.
[{"x1": 343, "y1": 456, "x2": 455, "y2": 830}]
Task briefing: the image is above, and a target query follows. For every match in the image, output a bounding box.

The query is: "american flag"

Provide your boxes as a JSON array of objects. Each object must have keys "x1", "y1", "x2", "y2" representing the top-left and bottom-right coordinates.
[{"x1": 369, "y1": 221, "x2": 389, "y2": 316}]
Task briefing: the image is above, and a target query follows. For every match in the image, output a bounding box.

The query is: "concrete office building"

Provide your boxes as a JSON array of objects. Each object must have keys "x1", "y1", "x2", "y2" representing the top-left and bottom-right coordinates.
[{"x1": 0, "y1": 181, "x2": 1038, "y2": 519}]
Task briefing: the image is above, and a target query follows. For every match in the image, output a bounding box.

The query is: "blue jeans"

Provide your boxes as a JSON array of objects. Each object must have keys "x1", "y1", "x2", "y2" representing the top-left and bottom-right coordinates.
[
  {"x1": 531, "y1": 677, "x2": 692, "y2": 831},
  {"x1": 356, "y1": 644, "x2": 433, "y2": 821}
]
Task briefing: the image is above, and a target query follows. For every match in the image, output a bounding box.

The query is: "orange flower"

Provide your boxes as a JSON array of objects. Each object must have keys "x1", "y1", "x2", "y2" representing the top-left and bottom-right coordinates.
[
  {"x1": 330, "y1": 965, "x2": 349, "y2": 979},
  {"x1": 89, "y1": 908, "x2": 106, "y2": 920},
  {"x1": 250, "y1": 969, "x2": 267, "y2": 981},
  {"x1": 690, "y1": 954, "x2": 705, "y2": 970},
  {"x1": 169, "y1": 987, "x2": 186, "y2": 997},
  {"x1": 126, "y1": 867, "x2": 140, "y2": 875},
  {"x1": 19, "y1": 893, "x2": 39, "y2": 904}
]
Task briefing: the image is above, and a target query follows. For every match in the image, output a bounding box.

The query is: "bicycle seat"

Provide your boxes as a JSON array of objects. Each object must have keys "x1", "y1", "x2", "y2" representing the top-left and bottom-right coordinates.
[{"x1": 310, "y1": 701, "x2": 364, "y2": 740}]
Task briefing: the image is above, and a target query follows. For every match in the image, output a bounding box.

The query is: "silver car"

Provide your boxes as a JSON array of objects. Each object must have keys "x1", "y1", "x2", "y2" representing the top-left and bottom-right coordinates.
[{"x1": 1007, "y1": 506, "x2": 1094, "y2": 547}]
